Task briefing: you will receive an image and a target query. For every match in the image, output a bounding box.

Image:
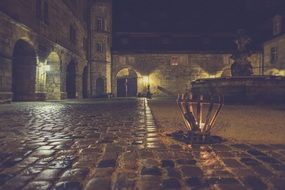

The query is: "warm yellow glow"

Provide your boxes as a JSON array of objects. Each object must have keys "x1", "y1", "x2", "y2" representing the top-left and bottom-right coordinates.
[
  {"x1": 36, "y1": 62, "x2": 46, "y2": 92},
  {"x1": 44, "y1": 65, "x2": 51, "y2": 72},
  {"x1": 266, "y1": 69, "x2": 285, "y2": 76},
  {"x1": 143, "y1": 76, "x2": 149, "y2": 84}
]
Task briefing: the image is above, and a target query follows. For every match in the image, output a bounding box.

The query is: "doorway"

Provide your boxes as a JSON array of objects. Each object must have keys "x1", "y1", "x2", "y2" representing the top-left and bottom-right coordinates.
[
  {"x1": 12, "y1": 40, "x2": 37, "y2": 101},
  {"x1": 116, "y1": 68, "x2": 138, "y2": 97},
  {"x1": 66, "y1": 61, "x2": 76, "y2": 98}
]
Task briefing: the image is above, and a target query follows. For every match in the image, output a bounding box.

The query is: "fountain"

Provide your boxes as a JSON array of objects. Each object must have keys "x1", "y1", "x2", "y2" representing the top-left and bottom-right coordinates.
[{"x1": 191, "y1": 30, "x2": 285, "y2": 104}]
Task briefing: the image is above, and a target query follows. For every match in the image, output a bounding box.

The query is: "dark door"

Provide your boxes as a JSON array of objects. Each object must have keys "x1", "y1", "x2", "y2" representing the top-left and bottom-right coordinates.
[
  {"x1": 12, "y1": 40, "x2": 37, "y2": 101},
  {"x1": 117, "y1": 77, "x2": 137, "y2": 97},
  {"x1": 96, "y1": 77, "x2": 105, "y2": 96},
  {"x1": 66, "y1": 63, "x2": 76, "y2": 98},
  {"x1": 82, "y1": 66, "x2": 88, "y2": 98}
]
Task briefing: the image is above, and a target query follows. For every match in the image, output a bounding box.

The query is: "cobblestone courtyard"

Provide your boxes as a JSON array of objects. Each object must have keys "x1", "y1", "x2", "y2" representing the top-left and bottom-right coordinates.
[{"x1": 0, "y1": 99, "x2": 285, "y2": 190}]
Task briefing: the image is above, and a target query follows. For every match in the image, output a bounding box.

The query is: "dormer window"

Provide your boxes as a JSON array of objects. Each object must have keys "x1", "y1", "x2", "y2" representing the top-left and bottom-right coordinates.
[{"x1": 273, "y1": 15, "x2": 282, "y2": 36}]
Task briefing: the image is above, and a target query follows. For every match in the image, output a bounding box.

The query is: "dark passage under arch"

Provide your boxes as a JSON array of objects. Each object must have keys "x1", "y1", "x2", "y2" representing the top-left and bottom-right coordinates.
[
  {"x1": 66, "y1": 61, "x2": 76, "y2": 98},
  {"x1": 12, "y1": 39, "x2": 37, "y2": 101}
]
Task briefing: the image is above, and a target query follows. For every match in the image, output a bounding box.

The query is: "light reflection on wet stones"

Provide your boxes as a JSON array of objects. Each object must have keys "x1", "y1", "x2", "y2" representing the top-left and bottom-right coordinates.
[
  {"x1": 54, "y1": 181, "x2": 82, "y2": 190},
  {"x1": 22, "y1": 166, "x2": 43, "y2": 175},
  {"x1": 0, "y1": 100, "x2": 284, "y2": 189},
  {"x1": 23, "y1": 181, "x2": 51, "y2": 190},
  {"x1": 60, "y1": 168, "x2": 89, "y2": 181},
  {"x1": 36, "y1": 169, "x2": 61, "y2": 180},
  {"x1": 48, "y1": 160, "x2": 72, "y2": 169}
]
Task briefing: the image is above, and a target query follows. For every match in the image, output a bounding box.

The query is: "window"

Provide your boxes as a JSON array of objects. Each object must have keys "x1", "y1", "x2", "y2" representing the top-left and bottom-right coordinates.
[
  {"x1": 271, "y1": 47, "x2": 278, "y2": 64},
  {"x1": 70, "y1": 25, "x2": 76, "y2": 44},
  {"x1": 36, "y1": 0, "x2": 49, "y2": 24},
  {"x1": 96, "y1": 43, "x2": 103, "y2": 53},
  {"x1": 97, "y1": 17, "x2": 104, "y2": 31},
  {"x1": 170, "y1": 56, "x2": 179, "y2": 66}
]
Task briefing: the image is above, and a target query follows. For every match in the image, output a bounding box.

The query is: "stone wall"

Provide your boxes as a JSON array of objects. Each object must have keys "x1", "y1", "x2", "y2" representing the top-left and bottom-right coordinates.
[
  {"x1": 112, "y1": 53, "x2": 232, "y2": 96},
  {"x1": 0, "y1": 0, "x2": 88, "y2": 102},
  {"x1": 112, "y1": 52, "x2": 262, "y2": 97}
]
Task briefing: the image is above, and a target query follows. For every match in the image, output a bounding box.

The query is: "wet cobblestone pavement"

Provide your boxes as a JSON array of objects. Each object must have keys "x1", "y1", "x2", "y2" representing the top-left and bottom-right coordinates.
[{"x1": 0, "y1": 99, "x2": 285, "y2": 190}]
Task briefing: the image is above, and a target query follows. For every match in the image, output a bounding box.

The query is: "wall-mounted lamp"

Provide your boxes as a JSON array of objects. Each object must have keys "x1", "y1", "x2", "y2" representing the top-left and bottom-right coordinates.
[
  {"x1": 44, "y1": 65, "x2": 51, "y2": 72},
  {"x1": 143, "y1": 76, "x2": 149, "y2": 85}
]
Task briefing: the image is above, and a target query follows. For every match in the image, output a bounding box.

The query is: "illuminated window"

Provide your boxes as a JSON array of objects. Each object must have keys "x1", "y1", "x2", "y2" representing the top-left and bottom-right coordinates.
[
  {"x1": 170, "y1": 56, "x2": 179, "y2": 66},
  {"x1": 96, "y1": 43, "x2": 104, "y2": 53},
  {"x1": 271, "y1": 47, "x2": 278, "y2": 64}
]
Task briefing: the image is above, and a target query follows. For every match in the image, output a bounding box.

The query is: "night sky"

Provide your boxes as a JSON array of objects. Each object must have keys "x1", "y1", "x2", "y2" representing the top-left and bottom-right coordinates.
[{"x1": 113, "y1": 0, "x2": 285, "y2": 34}]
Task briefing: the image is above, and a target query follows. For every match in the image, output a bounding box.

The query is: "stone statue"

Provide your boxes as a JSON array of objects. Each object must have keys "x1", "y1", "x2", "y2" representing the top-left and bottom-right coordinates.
[{"x1": 231, "y1": 29, "x2": 253, "y2": 77}]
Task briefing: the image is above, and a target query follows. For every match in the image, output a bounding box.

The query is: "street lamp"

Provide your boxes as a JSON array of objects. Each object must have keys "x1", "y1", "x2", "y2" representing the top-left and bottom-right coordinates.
[
  {"x1": 143, "y1": 75, "x2": 151, "y2": 99},
  {"x1": 44, "y1": 65, "x2": 51, "y2": 72}
]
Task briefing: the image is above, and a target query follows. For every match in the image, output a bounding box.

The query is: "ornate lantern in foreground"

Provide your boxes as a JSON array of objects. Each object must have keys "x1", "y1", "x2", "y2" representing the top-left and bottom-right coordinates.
[{"x1": 176, "y1": 93, "x2": 223, "y2": 143}]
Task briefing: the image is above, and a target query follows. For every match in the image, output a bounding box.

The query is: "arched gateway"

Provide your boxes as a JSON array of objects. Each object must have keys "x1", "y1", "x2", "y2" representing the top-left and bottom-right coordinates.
[
  {"x1": 116, "y1": 68, "x2": 138, "y2": 97},
  {"x1": 12, "y1": 39, "x2": 37, "y2": 101}
]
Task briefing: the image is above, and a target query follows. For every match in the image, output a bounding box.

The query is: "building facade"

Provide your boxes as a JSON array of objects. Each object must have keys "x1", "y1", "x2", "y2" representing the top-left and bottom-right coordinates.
[
  {"x1": 263, "y1": 14, "x2": 285, "y2": 76},
  {"x1": 0, "y1": 0, "x2": 88, "y2": 102},
  {"x1": 89, "y1": 0, "x2": 112, "y2": 97},
  {"x1": 1, "y1": 0, "x2": 282, "y2": 102},
  {"x1": 111, "y1": 31, "x2": 262, "y2": 97}
]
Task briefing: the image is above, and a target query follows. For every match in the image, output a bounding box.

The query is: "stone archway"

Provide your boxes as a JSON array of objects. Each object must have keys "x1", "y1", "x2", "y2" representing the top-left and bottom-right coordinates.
[
  {"x1": 46, "y1": 52, "x2": 61, "y2": 100},
  {"x1": 82, "y1": 66, "x2": 88, "y2": 98},
  {"x1": 116, "y1": 68, "x2": 138, "y2": 97},
  {"x1": 66, "y1": 61, "x2": 76, "y2": 99},
  {"x1": 12, "y1": 39, "x2": 37, "y2": 101},
  {"x1": 96, "y1": 77, "x2": 105, "y2": 97}
]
